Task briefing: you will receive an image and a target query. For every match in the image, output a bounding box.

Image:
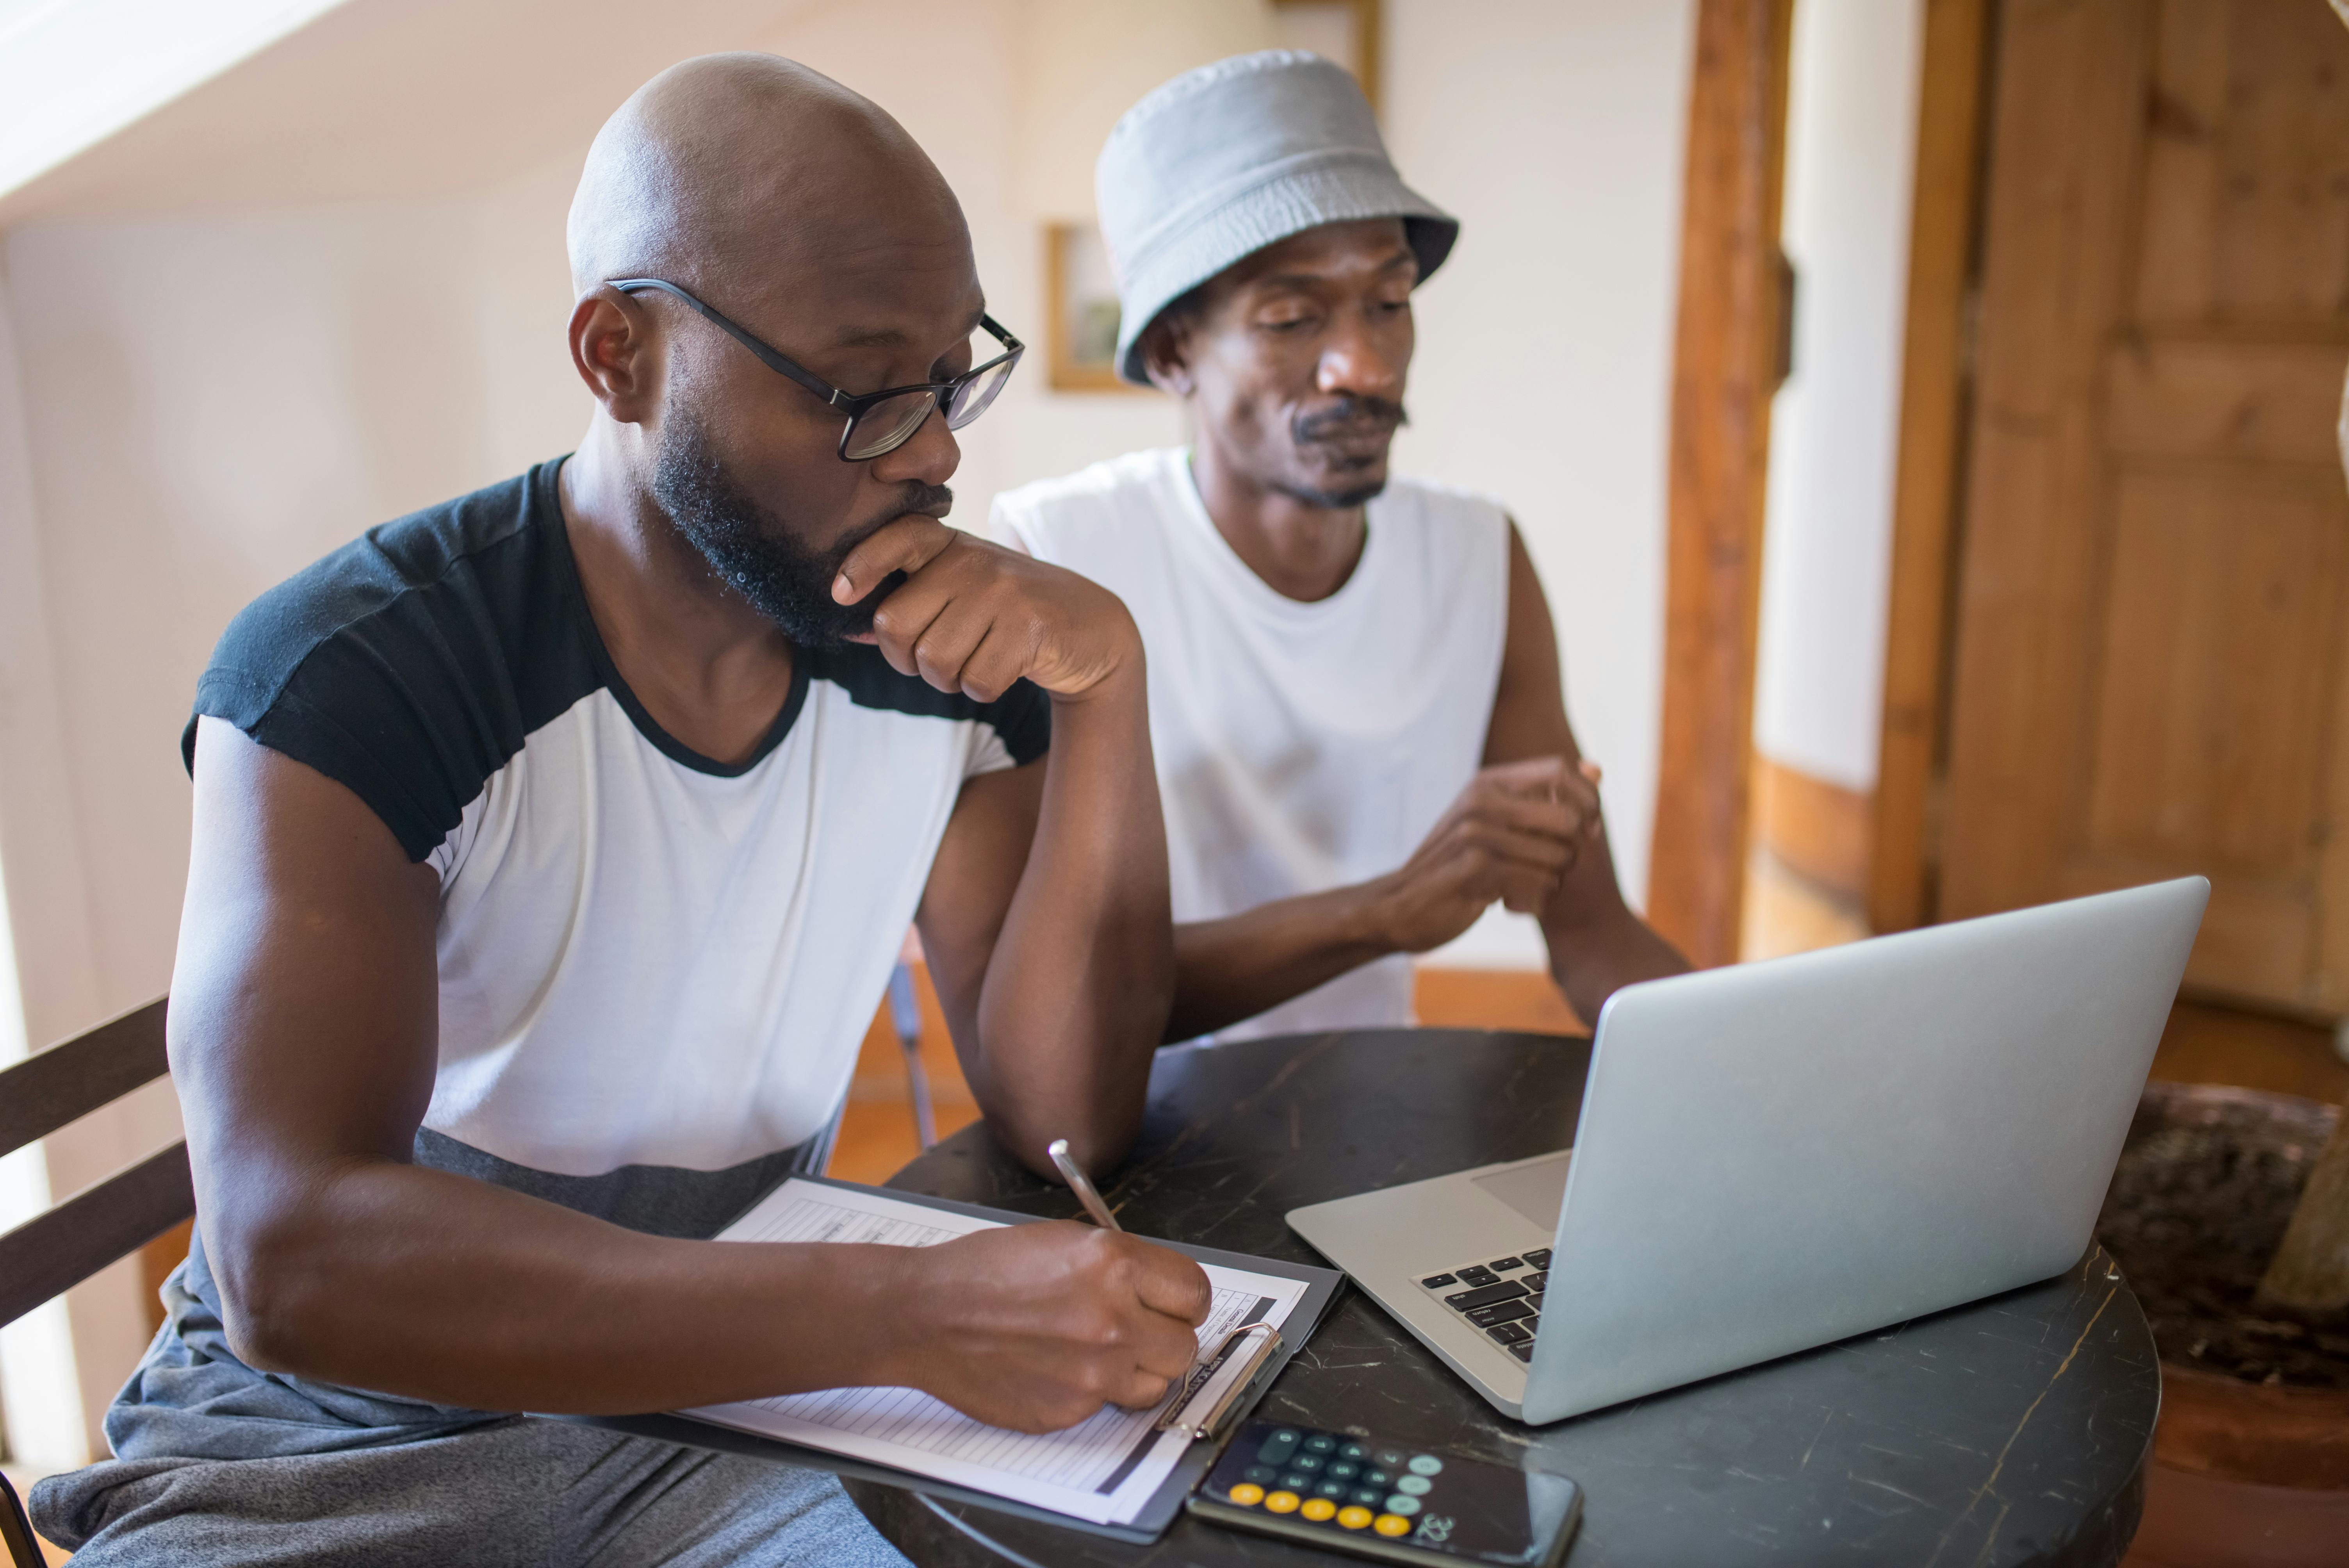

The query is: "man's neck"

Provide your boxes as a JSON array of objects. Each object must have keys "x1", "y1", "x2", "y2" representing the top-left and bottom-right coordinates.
[
  {"x1": 558, "y1": 426, "x2": 798, "y2": 766},
  {"x1": 1189, "y1": 437, "x2": 1366, "y2": 604}
]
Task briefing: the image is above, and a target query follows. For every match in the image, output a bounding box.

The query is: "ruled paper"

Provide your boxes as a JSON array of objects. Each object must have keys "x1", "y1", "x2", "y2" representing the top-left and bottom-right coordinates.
[{"x1": 686, "y1": 1179, "x2": 1307, "y2": 1525}]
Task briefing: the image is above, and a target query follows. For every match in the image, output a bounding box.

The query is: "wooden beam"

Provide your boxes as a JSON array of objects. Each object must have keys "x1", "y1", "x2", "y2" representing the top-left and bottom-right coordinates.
[
  {"x1": 1868, "y1": 0, "x2": 1994, "y2": 935},
  {"x1": 1647, "y1": 0, "x2": 1795, "y2": 969}
]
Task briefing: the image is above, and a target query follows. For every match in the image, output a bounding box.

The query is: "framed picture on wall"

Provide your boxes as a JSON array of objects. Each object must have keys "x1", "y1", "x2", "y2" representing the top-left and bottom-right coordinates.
[{"x1": 1045, "y1": 221, "x2": 1134, "y2": 393}]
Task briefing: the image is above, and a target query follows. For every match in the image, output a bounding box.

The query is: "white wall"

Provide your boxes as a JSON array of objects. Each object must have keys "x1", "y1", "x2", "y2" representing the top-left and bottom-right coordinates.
[
  {"x1": 1388, "y1": 0, "x2": 1697, "y2": 965},
  {"x1": 1752, "y1": 0, "x2": 1924, "y2": 794},
  {"x1": 0, "y1": 0, "x2": 1702, "y2": 1443}
]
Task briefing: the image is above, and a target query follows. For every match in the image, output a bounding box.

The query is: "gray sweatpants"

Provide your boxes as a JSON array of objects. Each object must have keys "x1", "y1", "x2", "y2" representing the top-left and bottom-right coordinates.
[{"x1": 35, "y1": 1414, "x2": 909, "y2": 1568}]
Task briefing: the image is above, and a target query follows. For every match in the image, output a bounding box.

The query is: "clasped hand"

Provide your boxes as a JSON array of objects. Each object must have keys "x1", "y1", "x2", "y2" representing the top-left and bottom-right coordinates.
[{"x1": 1370, "y1": 755, "x2": 1606, "y2": 953}]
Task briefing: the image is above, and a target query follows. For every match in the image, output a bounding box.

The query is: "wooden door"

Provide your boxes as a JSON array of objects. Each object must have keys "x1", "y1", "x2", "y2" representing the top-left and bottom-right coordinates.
[{"x1": 1941, "y1": 0, "x2": 2349, "y2": 1014}]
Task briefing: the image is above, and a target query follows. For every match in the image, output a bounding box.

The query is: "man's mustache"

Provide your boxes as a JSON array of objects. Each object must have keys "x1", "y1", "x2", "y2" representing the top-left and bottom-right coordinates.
[
  {"x1": 1293, "y1": 396, "x2": 1408, "y2": 445},
  {"x1": 840, "y1": 481, "x2": 955, "y2": 555},
  {"x1": 831, "y1": 481, "x2": 956, "y2": 615}
]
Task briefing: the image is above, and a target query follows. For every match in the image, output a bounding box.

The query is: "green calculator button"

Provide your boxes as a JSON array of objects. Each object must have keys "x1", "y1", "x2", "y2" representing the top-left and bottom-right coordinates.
[
  {"x1": 1408, "y1": 1455, "x2": 1444, "y2": 1477},
  {"x1": 1385, "y1": 1495, "x2": 1422, "y2": 1516},
  {"x1": 1395, "y1": 1475, "x2": 1432, "y2": 1497}
]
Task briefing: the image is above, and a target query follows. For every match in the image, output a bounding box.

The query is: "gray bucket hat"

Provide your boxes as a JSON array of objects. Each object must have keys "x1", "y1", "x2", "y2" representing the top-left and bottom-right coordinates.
[{"x1": 1095, "y1": 50, "x2": 1458, "y2": 386}]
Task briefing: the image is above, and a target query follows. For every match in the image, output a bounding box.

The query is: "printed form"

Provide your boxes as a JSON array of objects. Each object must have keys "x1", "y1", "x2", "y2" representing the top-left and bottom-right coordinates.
[{"x1": 688, "y1": 1179, "x2": 1309, "y2": 1525}]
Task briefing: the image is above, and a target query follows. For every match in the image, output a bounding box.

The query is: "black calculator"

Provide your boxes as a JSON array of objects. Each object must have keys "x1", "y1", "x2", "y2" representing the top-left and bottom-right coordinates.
[{"x1": 1187, "y1": 1420, "x2": 1581, "y2": 1566}]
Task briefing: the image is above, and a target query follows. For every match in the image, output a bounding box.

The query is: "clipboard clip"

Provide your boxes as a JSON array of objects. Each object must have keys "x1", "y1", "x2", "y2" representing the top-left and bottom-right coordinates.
[{"x1": 1155, "y1": 1322, "x2": 1281, "y2": 1443}]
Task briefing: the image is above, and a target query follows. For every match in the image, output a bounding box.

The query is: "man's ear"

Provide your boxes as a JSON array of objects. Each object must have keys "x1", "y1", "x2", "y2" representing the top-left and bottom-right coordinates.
[
  {"x1": 1139, "y1": 316, "x2": 1196, "y2": 398},
  {"x1": 569, "y1": 288, "x2": 661, "y2": 424}
]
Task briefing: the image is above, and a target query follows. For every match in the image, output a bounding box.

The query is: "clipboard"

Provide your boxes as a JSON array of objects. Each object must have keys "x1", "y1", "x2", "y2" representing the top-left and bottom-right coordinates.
[{"x1": 563, "y1": 1177, "x2": 1342, "y2": 1545}]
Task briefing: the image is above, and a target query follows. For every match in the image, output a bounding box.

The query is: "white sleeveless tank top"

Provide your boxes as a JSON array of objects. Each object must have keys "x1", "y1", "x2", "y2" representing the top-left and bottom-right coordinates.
[{"x1": 991, "y1": 448, "x2": 1510, "y2": 1039}]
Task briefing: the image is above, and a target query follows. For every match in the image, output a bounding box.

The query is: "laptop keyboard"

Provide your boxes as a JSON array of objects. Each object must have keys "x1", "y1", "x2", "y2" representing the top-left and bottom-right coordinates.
[{"x1": 1415, "y1": 1249, "x2": 1551, "y2": 1363}]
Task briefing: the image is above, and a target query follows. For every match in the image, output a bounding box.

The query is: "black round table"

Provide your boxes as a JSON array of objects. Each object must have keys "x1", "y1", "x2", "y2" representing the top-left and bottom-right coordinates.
[{"x1": 854, "y1": 1029, "x2": 2158, "y2": 1567}]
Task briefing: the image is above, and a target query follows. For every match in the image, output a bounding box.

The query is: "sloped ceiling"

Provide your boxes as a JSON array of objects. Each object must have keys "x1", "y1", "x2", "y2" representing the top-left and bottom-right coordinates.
[{"x1": 0, "y1": 0, "x2": 836, "y2": 225}]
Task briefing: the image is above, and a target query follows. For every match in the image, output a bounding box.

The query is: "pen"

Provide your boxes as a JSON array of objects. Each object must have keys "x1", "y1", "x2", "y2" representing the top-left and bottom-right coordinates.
[{"x1": 1046, "y1": 1138, "x2": 1124, "y2": 1233}]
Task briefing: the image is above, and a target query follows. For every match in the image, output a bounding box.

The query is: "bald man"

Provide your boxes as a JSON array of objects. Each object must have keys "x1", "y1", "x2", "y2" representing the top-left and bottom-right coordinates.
[{"x1": 30, "y1": 55, "x2": 1207, "y2": 1567}]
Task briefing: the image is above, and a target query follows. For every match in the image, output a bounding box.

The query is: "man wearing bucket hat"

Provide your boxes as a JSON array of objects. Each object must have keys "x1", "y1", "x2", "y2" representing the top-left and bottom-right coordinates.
[{"x1": 993, "y1": 51, "x2": 1686, "y2": 1042}]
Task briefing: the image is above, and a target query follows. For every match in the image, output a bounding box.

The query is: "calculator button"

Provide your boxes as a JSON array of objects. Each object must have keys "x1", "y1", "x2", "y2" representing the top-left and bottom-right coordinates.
[
  {"x1": 1340, "y1": 1442, "x2": 1367, "y2": 1460},
  {"x1": 1420, "y1": 1274, "x2": 1457, "y2": 1289},
  {"x1": 1243, "y1": 1465, "x2": 1277, "y2": 1485},
  {"x1": 1226, "y1": 1483, "x2": 1264, "y2": 1506},
  {"x1": 1486, "y1": 1321, "x2": 1533, "y2": 1346},
  {"x1": 1338, "y1": 1505, "x2": 1374, "y2": 1530},
  {"x1": 1317, "y1": 1481, "x2": 1349, "y2": 1499},
  {"x1": 1375, "y1": 1450, "x2": 1404, "y2": 1467},
  {"x1": 1257, "y1": 1433, "x2": 1298, "y2": 1464},
  {"x1": 1351, "y1": 1488, "x2": 1385, "y2": 1506},
  {"x1": 1264, "y1": 1491, "x2": 1301, "y2": 1514},
  {"x1": 1363, "y1": 1469, "x2": 1390, "y2": 1486},
  {"x1": 1408, "y1": 1455, "x2": 1444, "y2": 1476},
  {"x1": 1385, "y1": 1494, "x2": 1422, "y2": 1517},
  {"x1": 1375, "y1": 1514, "x2": 1414, "y2": 1537},
  {"x1": 1303, "y1": 1434, "x2": 1338, "y2": 1453},
  {"x1": 1443, "y1": 1281, "x2": 1529, "y2": 1311},
  {"x1": 1487, "y1": 1256, "x2": 1526, "y2": 1271},
  {"x1": 1467, "y1": 1299, "x2": 1535, "y2": 1328},
  {"x1": 1511, "y1": 1342, "x2": 1536, "y2": 1362},
  {"x1": 1292, "y1": 1453, "x2": 1324, "y2": 1472},
  {"x1": 1301, "y1": 1498, "x2": 1337, "y2": 1522},
  {"x1": 1395, "y1": 1474, "x2": 1432, "y2": 1497},
  {"x1": 1328, "y1": 1461, "x2": 1358, "y2": 1480},
  {"x1": 1280, "y1": 1474, "x2": 1311, "y2": 1492}
]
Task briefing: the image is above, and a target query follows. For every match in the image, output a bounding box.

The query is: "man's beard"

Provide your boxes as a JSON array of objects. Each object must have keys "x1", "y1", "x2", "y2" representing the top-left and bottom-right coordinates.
[
  {"x1": 1273, "y1": 394, "x2": 1409, "y2": 509},
  {"x1": 651, "y1": 417, "x2": 951, "y2": 648}
]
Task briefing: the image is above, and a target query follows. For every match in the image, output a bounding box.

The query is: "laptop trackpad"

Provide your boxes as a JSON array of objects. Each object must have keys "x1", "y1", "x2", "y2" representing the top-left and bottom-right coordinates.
[{"x1": 1472, "y1": 1155, "x2": 1572, "y2": 1231}]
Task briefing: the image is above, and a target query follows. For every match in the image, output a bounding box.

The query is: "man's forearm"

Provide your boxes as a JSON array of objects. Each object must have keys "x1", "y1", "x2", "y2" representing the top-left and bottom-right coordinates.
[
  {"x1": 970, "y1": 663, "x2": 1173, "y2": 1173},
  {"x1": 1539, "y1": 842, "x2": 1690, "y2": 1025},
  {"x1": 215, "y1": 1158, "x2": 923, "y2": 1414},
  {"x1": 1167, "y1": 885, "x2": 1399, "y2": 1042}
]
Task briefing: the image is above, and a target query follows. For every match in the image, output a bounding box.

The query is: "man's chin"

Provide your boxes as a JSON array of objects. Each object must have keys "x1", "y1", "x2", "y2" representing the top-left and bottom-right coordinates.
[{"x1": 1274, "y1": 468, "x2": 1390, "y2": 511}]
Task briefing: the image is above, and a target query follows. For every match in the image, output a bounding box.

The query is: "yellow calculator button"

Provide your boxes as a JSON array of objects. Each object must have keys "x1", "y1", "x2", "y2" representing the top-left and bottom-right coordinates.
[
  {"x1": 1226, "y1": 1483, "x2": 1264, "y2": 1506},
  {"x1": 1337, "y1": 1505, "x2": 1374, "y2": 1530},
  {"x1": 1374, "y1": 1513, "x2": 1414, "y2": 1538},
  {"x1": 1300, "y1": 1497, "x2": 1337, "y2": 1521},
  {"x1": 1264, "y1": 1491, "x2": 1301, "y2": 1514}
]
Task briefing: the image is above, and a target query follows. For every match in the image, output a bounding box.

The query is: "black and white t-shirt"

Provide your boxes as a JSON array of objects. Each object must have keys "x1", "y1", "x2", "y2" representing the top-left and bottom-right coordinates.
[{"x1": 187, "y1": 457, "x2": 1047, "y2": 1233}]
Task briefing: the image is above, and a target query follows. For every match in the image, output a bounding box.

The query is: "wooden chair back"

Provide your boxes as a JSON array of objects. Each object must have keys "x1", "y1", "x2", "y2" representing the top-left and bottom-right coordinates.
[{"x1": 0, "y1": 997, "x2": 186, "y2": 1567}]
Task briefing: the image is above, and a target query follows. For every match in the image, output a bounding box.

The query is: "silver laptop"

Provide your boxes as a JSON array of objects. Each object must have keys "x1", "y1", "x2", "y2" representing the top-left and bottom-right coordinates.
[{"x1": 1287, "y1": 878, "x2": 2207, "y2": 1424}]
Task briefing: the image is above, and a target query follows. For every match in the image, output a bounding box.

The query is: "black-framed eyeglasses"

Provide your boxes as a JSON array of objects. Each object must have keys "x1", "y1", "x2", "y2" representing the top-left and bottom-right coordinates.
[{"x1": 609, "y1": 277, "x2": 1024, "y2": 462}]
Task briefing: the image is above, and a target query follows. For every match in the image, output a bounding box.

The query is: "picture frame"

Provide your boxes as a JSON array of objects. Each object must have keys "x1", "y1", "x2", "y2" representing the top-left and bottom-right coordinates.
[{"x1": 1044, "y1": 220, "x2": 1136, "y2": 394}]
